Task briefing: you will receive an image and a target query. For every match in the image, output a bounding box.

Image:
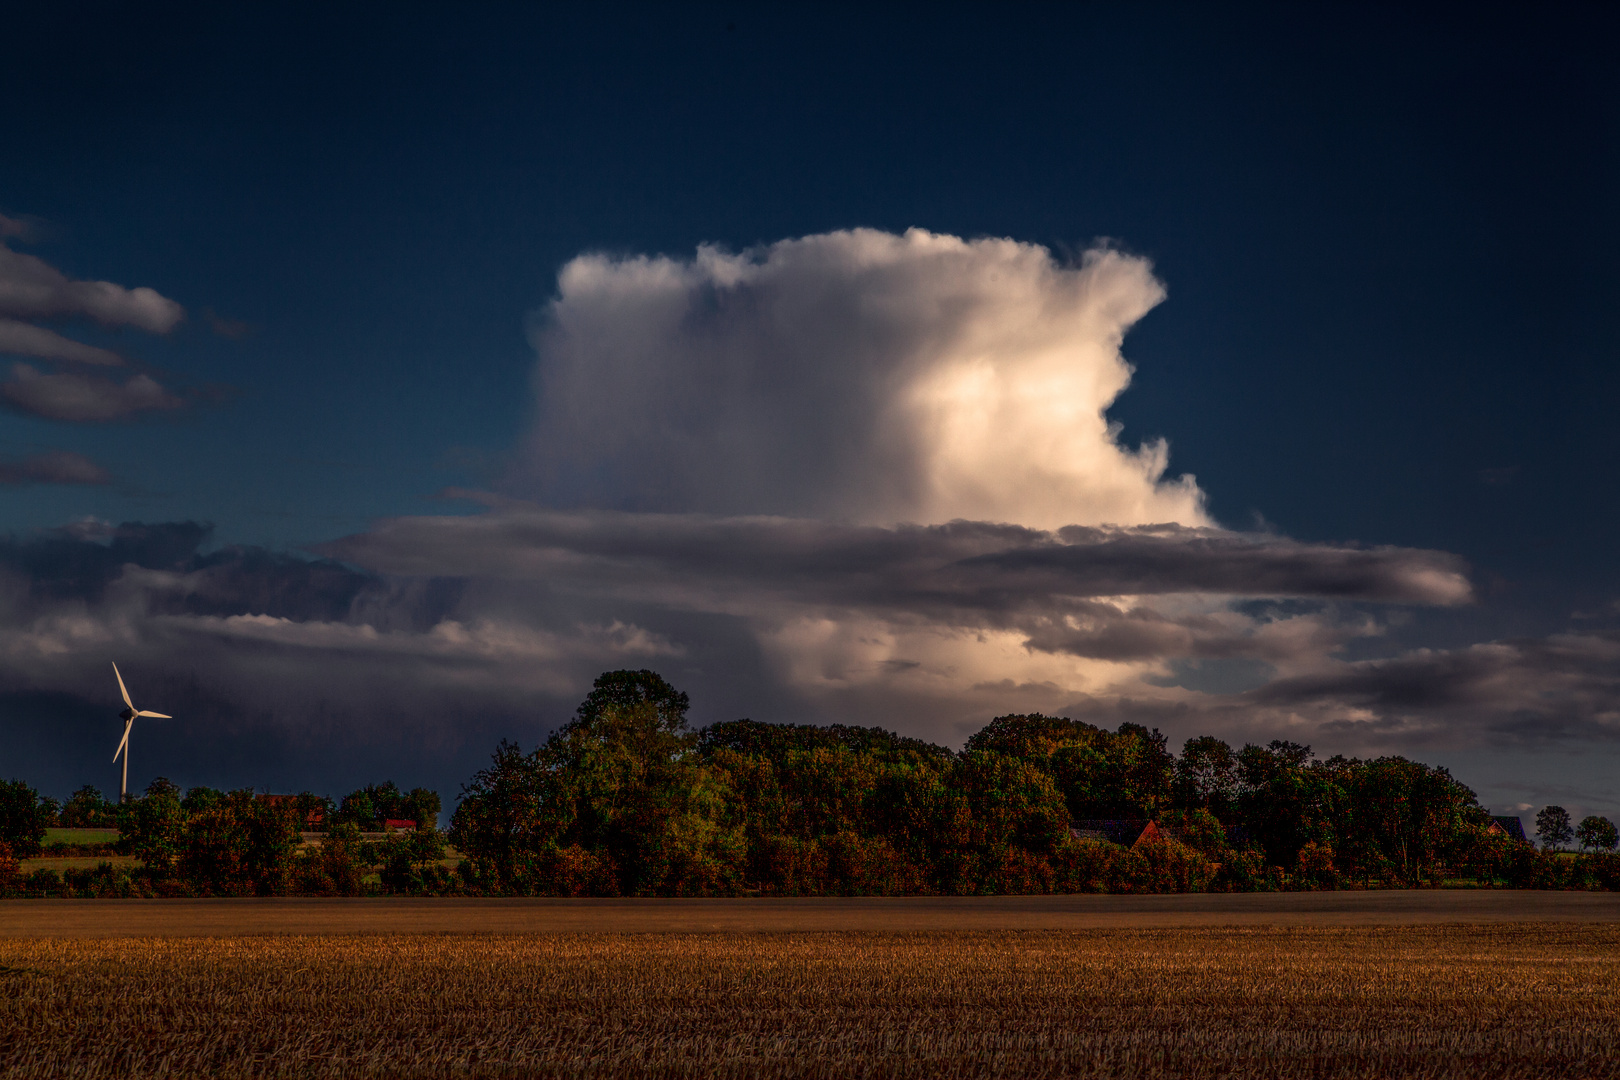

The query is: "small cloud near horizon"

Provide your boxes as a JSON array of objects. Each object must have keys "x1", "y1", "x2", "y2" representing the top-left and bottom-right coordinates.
[{"x1": 0, "y1": 449, "x2": 110, "y2": 485}]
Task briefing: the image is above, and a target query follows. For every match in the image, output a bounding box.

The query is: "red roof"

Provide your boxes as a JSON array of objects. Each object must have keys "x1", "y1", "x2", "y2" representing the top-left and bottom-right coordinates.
[{"x1": 383, "y1": 819, "x2": 416, "y2": 831}]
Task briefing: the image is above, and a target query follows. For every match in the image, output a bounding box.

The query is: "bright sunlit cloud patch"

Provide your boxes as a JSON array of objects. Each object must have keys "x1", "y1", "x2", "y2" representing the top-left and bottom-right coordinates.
[{"x1": 519, "y1": 229, "x2": 1204, "y2": 530}]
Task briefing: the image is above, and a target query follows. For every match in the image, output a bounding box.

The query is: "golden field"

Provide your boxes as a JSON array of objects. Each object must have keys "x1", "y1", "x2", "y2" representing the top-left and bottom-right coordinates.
[{"x1": 3, "y1": 926, "x2": 1618, "y2": 1079}]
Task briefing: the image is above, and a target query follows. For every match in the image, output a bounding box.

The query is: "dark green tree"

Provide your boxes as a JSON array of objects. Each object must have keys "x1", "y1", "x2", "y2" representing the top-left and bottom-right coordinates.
[
  {"x1": 965, "y1": 713, "x2": 1097, "y2": 760},
  {"x1": 59, "y1": 785, "x2": 114, "y2": 827},
  {"x1": 378, "y1": 826, "x2": 449, "y2": 893},
  {"x1": 177, "y1": 790, "x2": 300, "y2": 896},
  {"x1": 115, "y1": 778, "x2": 186, "y2": 875},
  {"x1": 1576, "y1": 815, "x2": 1617, "y2": 852},
  {"x1": 1174, "y1": 736, "x2": 1237, "y2": 817},
  {"x1": 945, "y1": 750, "x2": 1069, "y2": 890},
  {"x1": 295, "y1": 821, "x2": 368, "y2": 896},
  {"x1": 1235, "y1": 742, "x2": 1342, "y2": 870},
  {"x1": 1536, "y1": 806, "x2": 1574, "y2": 851},
  {"x1": 0, "y1": 778, "x2": 50, "y2": 858},
  {"x1": 575, "y1": 669, "x2": 690, "y2": 730},
  {"x1": 542, "y1": 696, "x2": 739, "y2": 896},
  {"x1": 404, "y1": 788, "x2": 441, "y2": 830},
  {"x1": 451, "y1": 740, "x2": 551, "y2": 892},
  {"x1": 1335, "y1": 757, "x2": 1485, "y2": 885}
]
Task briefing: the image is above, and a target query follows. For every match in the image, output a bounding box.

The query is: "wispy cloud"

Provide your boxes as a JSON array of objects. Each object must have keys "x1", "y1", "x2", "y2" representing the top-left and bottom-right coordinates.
[
  {"x1": 0, "y1": 318, "x2": 124, "y2": 366},
  {"x1": 1, "y1": 363, "x2": 184, "y2": 421},
  {"x1": 0, "y1": 213, "x2": 35, "y2": 241},
  {"x1": 0, "y1": 216, "x2": 187, "y2": 422},
  {"x1": 0, "y1": 450, "x2": 110, "y2": 486},
  {"x1": 0, "y1": 241, "x2": 183, "y2": 332}
]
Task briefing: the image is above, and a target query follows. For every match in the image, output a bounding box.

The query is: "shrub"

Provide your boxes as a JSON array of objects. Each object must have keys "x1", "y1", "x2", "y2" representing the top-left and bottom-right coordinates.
[
  {"x1": 378, "y1": 828, "x2": 451, "y2": 894},
  {"x1": 532, "y1": 843, "x2": 620, "y2": 896},
  {"x1": 821, "y1": 831, "x2": 926, "y2": 896},
  {"x1": 1134, "y1": 837, "x2": 1218, "y2": 893},
  {"x1": 1158, "y1": 809, "x2": 1231, "y2": 860},
  {"x1": 0, "y1": 841, "x2": 19, "y2": 894},
  {"x1": 1048, "y1": 837, "x2": 1213, "y2": 894},
  {"x1": 750, "y1": 834, "x2": 827, "y2": 896},
  {"x1": 23, "y1": 867, "x2": 62, "y2": 895},
  {"x1": 1210, "y1": 848, "x2": 1274, "y2": 893},
  {"x1": 294, "y1": 822, "x2": 369, "y2": 896},
  {"x1": 995, "y1": 846, "x2": 1056, "y2": 895},
  {"x1": 1293, "y1": 840, "x2": 1339, "y2": 890}
]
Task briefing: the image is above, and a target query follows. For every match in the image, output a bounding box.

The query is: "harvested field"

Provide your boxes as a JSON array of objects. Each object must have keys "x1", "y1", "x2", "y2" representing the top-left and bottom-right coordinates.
[
  {"x1": 40, "y1": 829, "x2": 120, "y2": 845},
  {"x1": 17, "y1": 855, "x2": 141, "y2": 874},
  {"x1": 3, "y1": 926, "x2": 1619, "y2": 1079}
]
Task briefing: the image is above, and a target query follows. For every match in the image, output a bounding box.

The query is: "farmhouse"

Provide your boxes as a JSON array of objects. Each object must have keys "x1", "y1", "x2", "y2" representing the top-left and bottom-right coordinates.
[
  {"x1": 384, "y1": 818, "x2": 417, "y2": 834},
  {"x1": 257, "y1": 793, "x2": 325, "y2": 829},
  {"x1": 1488, "y1": 816, "x2": 1529, "y2": 843},
  {"x1": 1070, "y1": 819, "x2": 1164, "y2": 847}
]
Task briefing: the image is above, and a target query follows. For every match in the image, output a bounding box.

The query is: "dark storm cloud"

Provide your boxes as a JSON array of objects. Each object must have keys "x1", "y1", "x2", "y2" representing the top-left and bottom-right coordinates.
[
  {"x1": 0, "y1": 521, "x2": 671, "y2": 759},
  {"x1": 318, "y1": 504, "x2": 1470, "y2": 678},
  {"x1": 0, "y1": 521, "x2": 374, "y2": 618},
  {"x1": 322, "y1": 504, "x2": 1470, "y2": 617},
  {"x1": 1245, "y1": 633, "x2": 1620, "y2": 746},
  {"x1": 0, "y1": 513, "x2": 1614, "y2": 769}
]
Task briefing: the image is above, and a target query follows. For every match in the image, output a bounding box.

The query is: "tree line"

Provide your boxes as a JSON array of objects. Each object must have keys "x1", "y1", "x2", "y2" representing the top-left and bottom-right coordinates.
[
  {"x1": 3, "y1": 669, "x2": 1619, "y2": 897},
  {"x1": 0, "y1": 778, "x2": 446, "y2": 898}
]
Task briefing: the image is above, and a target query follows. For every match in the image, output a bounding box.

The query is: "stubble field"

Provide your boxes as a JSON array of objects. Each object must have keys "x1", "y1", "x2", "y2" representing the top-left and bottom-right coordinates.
[{"x1": 4, "y1": 924, "x2": 1619, "y2": 1079}]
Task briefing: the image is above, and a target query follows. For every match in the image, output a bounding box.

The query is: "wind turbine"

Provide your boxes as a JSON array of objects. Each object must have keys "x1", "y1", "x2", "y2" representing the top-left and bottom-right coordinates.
[{"x1": 112, "y1": 662, "x2": 170, "y2": 803}]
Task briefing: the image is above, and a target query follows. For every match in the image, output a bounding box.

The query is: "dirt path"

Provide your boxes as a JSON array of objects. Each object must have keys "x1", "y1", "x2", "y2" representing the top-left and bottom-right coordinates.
[{"x1": 4, "y1": 889, "x2": 1619, "y2": 937}]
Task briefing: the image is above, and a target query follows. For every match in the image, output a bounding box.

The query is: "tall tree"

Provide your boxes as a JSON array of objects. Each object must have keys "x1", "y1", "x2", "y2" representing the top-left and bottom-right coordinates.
[
  {"x1": 574, "y1": 669, "x2": 690, "y2": 731},
  {"x1": 1174, "y1": 736, "x2": 1238, "y2": 817},
  {"x1": 450, "y1": 740, "x2": 550, "y2": 893},
  {"x1": 0, "y1": 778, "x2": 50, "y2": 858},
  {"x1": 59, "y1": 785, "x2": 113, "y2": 827},
  {"x1": 1335, "y1": 757, "x2": 1485, "y2": 885},
  {"x1": 1235, "y1": 741, "x2": 1342, "y2": 869},
  {"x1": 1536, "y1": 806, "x2": 1574, "y2": 851},
  {"x1": 1576, "y1": 815, "x2": 1617, "y2": 852}
]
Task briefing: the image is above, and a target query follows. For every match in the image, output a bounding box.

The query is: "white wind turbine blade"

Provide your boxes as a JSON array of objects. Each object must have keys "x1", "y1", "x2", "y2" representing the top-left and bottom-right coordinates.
[
  {"x1": 136, "y1": 710, "x2": 170, "y2": 718},
  {"x1": 113, "y1": 719, "x2": 132, "y2": 762},
  {"x1": 112, "y1": 662, "x2": 135, "y2": 712}
]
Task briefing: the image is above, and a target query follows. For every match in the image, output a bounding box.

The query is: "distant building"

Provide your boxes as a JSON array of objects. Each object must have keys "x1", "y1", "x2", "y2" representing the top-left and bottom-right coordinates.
[
  {"x1": 257, "y1": 794, "x2": 325, "y2": 830},
  {"x1": 1488, "y1": 816, "x2": 1529, "y2": 843},
  {"x1": 383, "y1": 818, "x2": 417, "y2": 834},
  {"x1": 1070, "y1": 819, "x2": 1163, "y2": 847}
]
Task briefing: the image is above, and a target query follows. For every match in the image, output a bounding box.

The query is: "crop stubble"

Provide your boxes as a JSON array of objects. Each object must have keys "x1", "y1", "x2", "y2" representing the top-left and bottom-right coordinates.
[{"x1": 2, "y1": 926, "x2": 1617, "y2": 1078}]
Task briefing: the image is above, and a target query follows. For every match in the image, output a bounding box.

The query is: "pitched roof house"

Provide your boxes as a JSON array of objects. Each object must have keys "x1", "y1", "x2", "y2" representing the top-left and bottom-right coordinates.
[
  {"x1": 383, "y1": 818, "x2": 417, "y2": 833},
  {"x1": 1070, "y1": 819, "x2": 1164, "y2": 847},
  {"x1": 1488, "y1": 816, "x2": 1529, "y2": 843}
]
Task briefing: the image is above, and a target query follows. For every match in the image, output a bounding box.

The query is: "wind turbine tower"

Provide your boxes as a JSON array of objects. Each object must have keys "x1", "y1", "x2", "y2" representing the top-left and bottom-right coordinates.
[{"x1": 112, "y1": 662, "x2": 171, "y2": 802}]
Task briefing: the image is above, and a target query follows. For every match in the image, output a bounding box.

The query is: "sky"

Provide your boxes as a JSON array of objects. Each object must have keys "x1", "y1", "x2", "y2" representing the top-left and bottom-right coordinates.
[{"x1": 1, "y1": 3, "x2": 1617, "y2": 821}]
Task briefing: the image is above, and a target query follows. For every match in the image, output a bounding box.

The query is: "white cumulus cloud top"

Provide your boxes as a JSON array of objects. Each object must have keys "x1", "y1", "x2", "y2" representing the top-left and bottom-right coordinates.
[{"x1": 520, "y1": 228, "x2": 1204, "y2": 531}]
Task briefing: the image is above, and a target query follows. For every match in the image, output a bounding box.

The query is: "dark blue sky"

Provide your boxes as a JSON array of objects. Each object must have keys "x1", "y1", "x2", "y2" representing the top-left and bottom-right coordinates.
[{"x1": 2, "y1": 3, "x2": 1617, "y2": 814}]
